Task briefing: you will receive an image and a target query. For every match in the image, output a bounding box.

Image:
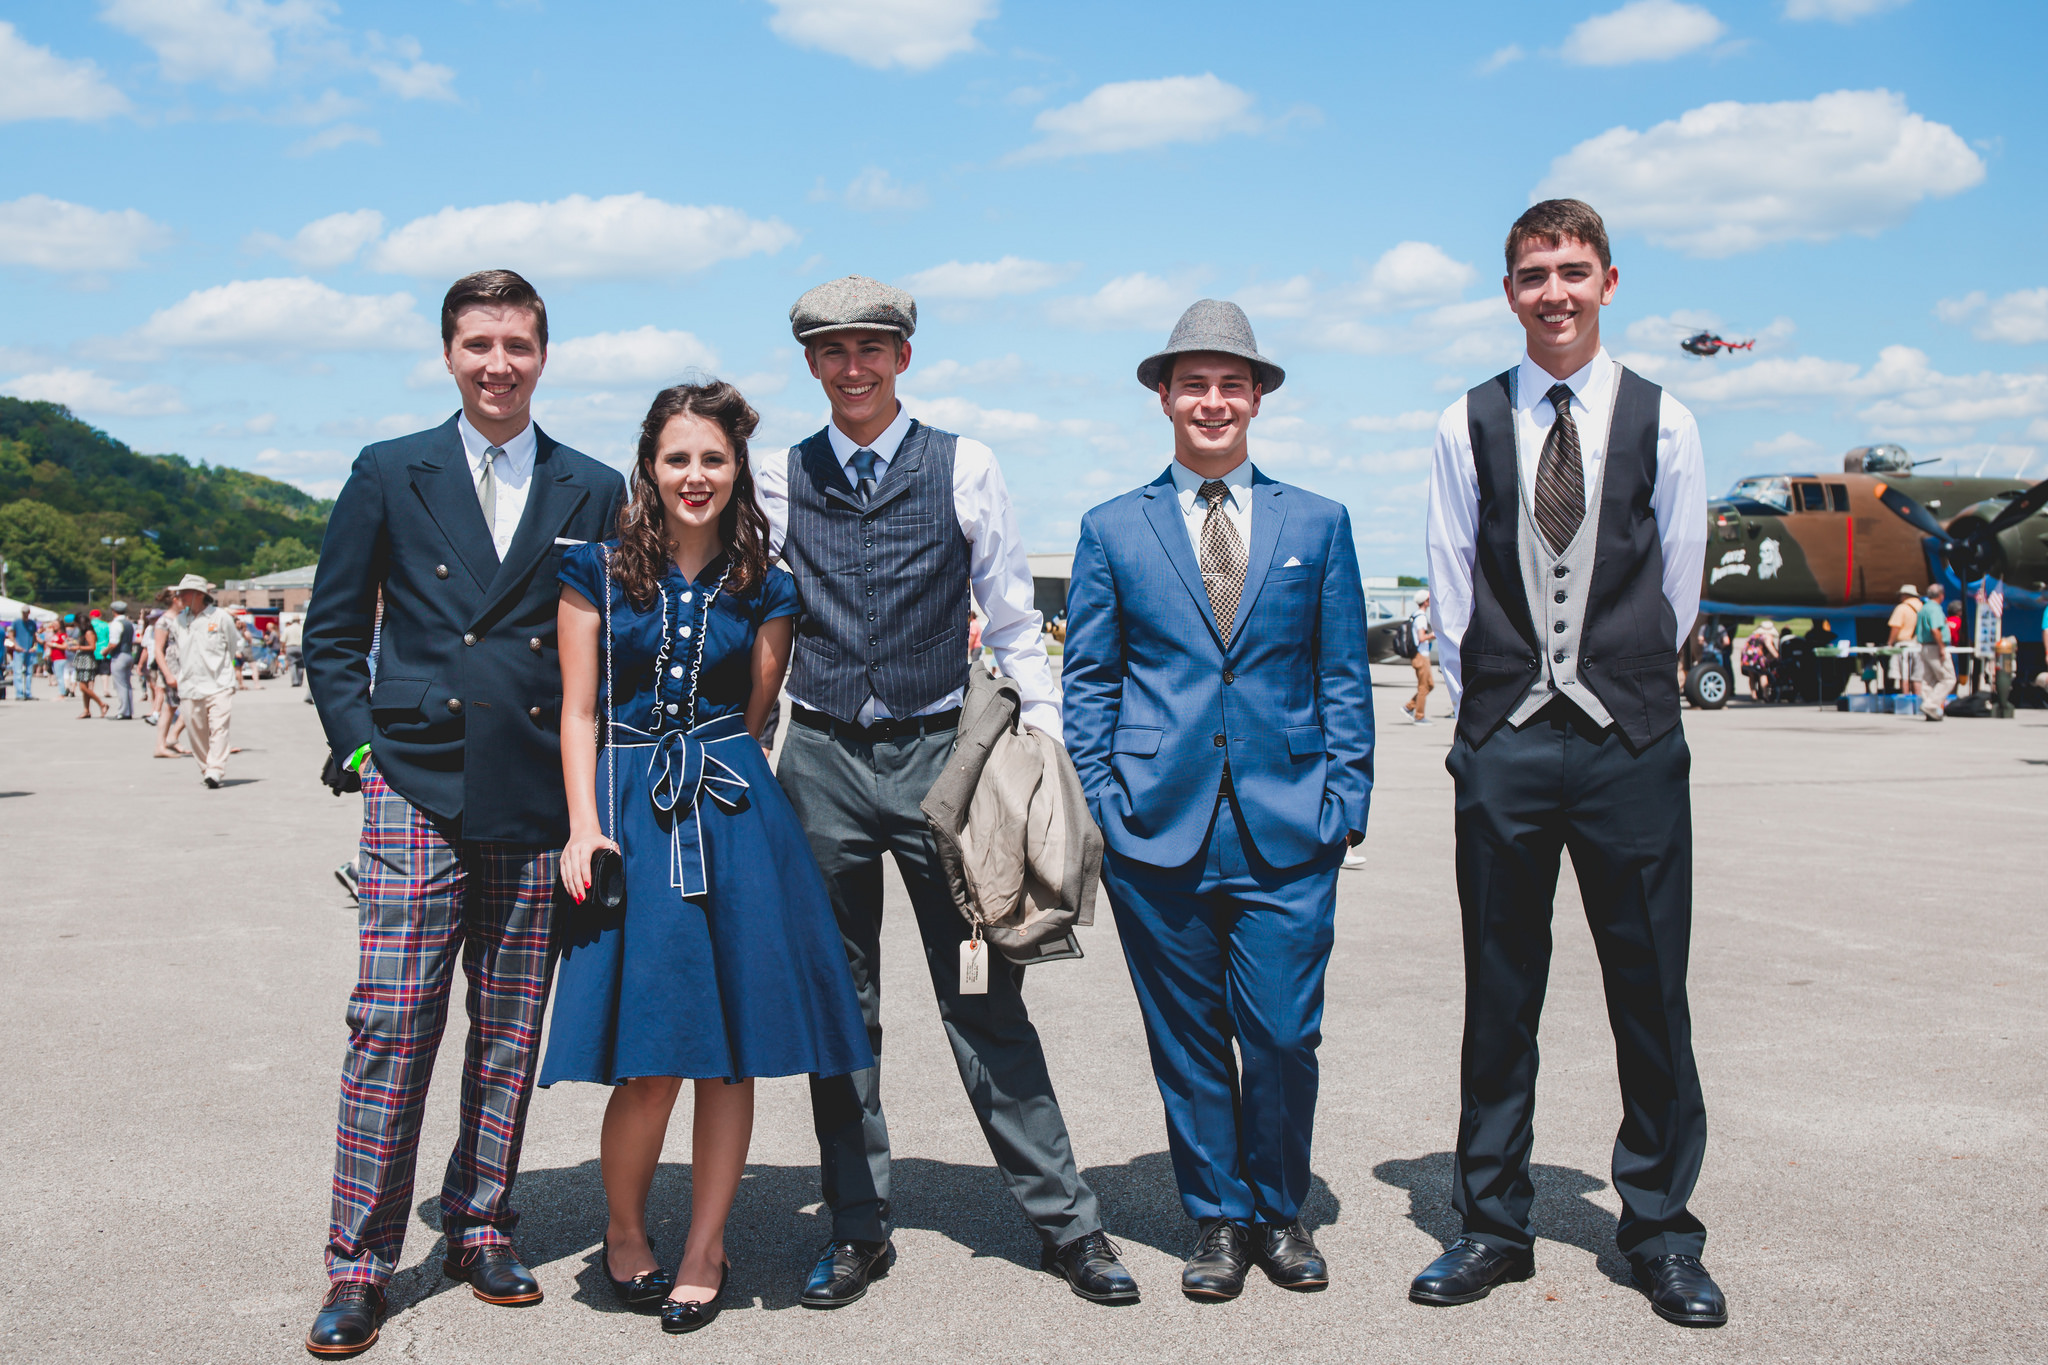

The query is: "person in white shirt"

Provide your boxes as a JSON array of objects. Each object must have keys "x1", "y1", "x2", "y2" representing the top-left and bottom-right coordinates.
[
  {"x1": 759, "y1": 275, "x2": 1135, "y2": 1309},
  {"x1": 163, "y1": 574, "x2": 245, "y2": 786},
  {"x1": 1411, "y1": 200, "x2": 1722, "y2": 1327}
]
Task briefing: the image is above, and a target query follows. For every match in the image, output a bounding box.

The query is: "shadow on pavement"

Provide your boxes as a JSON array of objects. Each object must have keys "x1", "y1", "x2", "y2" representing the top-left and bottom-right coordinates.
[
  {"x1": 1373, "y1": 1151, "x2": 1632, "y2": 1285},
  {"x1": 1079, "y1": 1149, "x2": 1342, "y2": 1259}
]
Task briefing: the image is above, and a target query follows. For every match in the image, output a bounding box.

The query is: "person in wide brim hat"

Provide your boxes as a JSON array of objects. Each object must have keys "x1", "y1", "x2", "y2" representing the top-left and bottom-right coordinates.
[{"x1": 1135, "y1": 298, "x2": 1285, "y2": 394}]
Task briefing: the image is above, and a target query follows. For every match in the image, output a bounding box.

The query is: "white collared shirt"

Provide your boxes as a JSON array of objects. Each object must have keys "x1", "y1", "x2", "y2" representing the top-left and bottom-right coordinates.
[
  {"x1": 754, "y1": 402, "x2": 1060, "y2": 734},
  {"x1": 1169, "y1": 456, "x2": 1255, "y2": 560},
  {"x1": 1425, "y1": 346, "x2": 1708, "y2": 708},
  {"x1": 456, "y1": 412, "x2": 537, "y2": 560}
]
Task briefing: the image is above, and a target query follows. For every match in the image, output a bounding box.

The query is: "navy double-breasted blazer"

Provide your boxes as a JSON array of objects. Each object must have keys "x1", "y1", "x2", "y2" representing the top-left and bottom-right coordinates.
[
  {"x1": 305, "y1": 415, "x2": 626, "y2": 845},
  {"x1": 1061, "y1": 465, "x2": 1375, "y2": 870}
]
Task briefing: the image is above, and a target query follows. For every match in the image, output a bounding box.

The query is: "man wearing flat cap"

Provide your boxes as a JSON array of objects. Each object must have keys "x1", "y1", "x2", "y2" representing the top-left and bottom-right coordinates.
[
  {"x1": 758, "y1": 276, "x2": 1137, "y2": 1308},
  {"x1": 1063, "y1": 300, "x2": 1374, "y2": 1300}
]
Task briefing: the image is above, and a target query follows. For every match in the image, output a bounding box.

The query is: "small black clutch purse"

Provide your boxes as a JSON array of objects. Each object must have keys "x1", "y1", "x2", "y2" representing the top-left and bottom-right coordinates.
[{"x1": 589, "y1": 847, "x2": 626, "y2": 912}]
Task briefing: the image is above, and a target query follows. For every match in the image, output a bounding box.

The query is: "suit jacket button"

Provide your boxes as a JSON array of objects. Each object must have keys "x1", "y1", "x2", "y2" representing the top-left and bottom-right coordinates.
[
  {"x1": 463, "y1": 633, "x2": 477, "y2": 646},
  {"x1": 436, "y1": 564, "x2": 450, "y2": 579},
  {"x1": 447, "y1": 698, "x2": 462, "y2": 714},
  {"x1": 529, "y1": 637, "x2": 543, "y2": 652},
  {"x1": 1213, "y1": 733, "x2": 1226, "y2": 747},
  {"x1": 1223, "y1": 669, "x2": 1235, "y2": 684},
  {"x1": 528, "y1": 706, "x2": 541, "y2": 720}
]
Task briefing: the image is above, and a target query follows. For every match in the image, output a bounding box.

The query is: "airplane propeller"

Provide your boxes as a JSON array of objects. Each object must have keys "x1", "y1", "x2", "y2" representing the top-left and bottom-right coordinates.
[{"x1": 1876, "y1": 474, "x2": 2048, "y2": 582}]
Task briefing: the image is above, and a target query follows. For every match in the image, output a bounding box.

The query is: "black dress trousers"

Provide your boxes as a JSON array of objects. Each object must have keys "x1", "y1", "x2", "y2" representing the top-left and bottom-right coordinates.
[{"x1": 1446, "y1": 701, "x2": 1707, "y2": 1260}]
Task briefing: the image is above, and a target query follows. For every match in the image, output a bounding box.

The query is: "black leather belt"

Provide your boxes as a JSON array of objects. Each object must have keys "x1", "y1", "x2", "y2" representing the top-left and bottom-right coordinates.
[{"x1": 790, "y1": 704, "x2": 961, "y2": 743}]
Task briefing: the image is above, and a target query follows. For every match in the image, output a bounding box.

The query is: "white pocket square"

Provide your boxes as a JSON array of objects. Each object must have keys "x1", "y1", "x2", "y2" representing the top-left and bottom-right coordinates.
[
  {"x1": 1282, "y1": 556, "x2": 1302, "y2": 568},
  {"x1": 554, "y1": 537, "x2": 587, "y2": 546}
]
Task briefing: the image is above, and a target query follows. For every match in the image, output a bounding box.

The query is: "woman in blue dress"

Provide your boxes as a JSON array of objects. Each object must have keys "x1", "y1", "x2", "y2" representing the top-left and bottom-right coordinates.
[{"x1": 544, "y1": 380, "x2": 872, "y2": 1335}]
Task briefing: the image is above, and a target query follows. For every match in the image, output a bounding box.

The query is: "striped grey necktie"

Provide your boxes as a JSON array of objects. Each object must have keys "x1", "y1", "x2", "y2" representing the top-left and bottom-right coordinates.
[
  {"x1": 477, "y1": 444, "x2": 503, "y2": 537},
  {"x1": 1531, "y1": 383, "x2": 1584, "y2": 553},
  {"x1": 849, "y1": 447, "x2": 879, "y2": 504},
  {"x1": 1199, "y1": 478, "x2": 1247, "y2": 639}
]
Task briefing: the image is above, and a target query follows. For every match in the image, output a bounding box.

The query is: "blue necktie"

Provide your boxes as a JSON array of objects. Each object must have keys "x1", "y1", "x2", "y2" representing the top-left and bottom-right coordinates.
[{"x1": 850, "y1": 448, "x2": 879, "y2": 505}]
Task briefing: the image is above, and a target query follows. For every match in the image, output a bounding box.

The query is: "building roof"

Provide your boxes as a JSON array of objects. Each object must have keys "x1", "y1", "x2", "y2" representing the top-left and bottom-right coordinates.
[{"x1": 224, "y1": 562, "x2": 319, "y2": 591}]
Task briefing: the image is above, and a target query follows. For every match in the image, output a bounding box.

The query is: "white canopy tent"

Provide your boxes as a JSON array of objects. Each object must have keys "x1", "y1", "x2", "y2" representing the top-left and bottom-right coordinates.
[{"x1": 0, "y1": 595, "x2": 60, "y2": 623}]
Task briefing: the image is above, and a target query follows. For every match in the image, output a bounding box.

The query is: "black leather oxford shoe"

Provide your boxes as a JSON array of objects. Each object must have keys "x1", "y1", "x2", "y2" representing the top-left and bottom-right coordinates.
[
  {"x1": 442, "y1": 1244, "x2": 543, "y2": 1305},
  {"x1": 1182, "y1": 1219, "x2": 1254, "y2": 1301},
  {"x1": 1041, "y1": 1230, "x2": 1139, "y2": 1304},
  {"x1": 1254, "y1": 1220, "x2": 1329, "y2": 1291},
  {"x1": 799, "y1": 1239, "x2": 894, "y2": 1308},
  {"x1": 1631, "y1": 1254, "x2": 1727, "y2": 1327},
  {"x1": 305, "y1": 1281, "x2": 386, "y2": 1358},
  {"x1": 1408, "y1": 1238, "x2": 1535, "y2": 1305}
]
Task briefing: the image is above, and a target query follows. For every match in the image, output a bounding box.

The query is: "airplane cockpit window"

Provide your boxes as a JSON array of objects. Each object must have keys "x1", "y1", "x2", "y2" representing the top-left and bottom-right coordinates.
[
  {"x1": 1729, "y1": 476, "x2": 1792, "y2": 512},
  {"x1": 1844, "y1": 444, "x2": 1914, "y2": 475},
  {"x1": 1795, "y1": 482, "x2": 1828, "y2": 511}
]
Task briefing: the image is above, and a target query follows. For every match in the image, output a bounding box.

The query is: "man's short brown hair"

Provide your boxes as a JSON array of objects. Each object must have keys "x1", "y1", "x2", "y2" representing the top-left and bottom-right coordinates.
[
  {"x1": 441, "y1": 269, "x2": 548, "y2": 350},
  {"x1": 1505, "y1": 199, "x2": 1612, "y2": 274}
]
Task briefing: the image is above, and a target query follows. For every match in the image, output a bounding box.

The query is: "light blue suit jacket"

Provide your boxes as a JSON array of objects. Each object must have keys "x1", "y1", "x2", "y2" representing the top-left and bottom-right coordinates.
[{"x1": 1062, "y1": 465, "x2": 1375, "y2": 870}]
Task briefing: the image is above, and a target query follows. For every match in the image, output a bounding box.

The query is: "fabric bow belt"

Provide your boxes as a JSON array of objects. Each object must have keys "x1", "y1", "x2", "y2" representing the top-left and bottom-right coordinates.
[{"x1": 608, "y1": 712, "x2": 753, "y2": 899}]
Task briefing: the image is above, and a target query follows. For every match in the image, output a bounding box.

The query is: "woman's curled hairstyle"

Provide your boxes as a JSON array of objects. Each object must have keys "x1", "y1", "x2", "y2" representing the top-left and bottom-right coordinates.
[{"x1": 613, "y1": 380, "x2": 771, "y2": 605}]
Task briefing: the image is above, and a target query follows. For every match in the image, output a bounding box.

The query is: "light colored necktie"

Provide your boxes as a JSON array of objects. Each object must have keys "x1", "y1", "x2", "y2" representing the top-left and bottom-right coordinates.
[
  {"x1": 1198, "y1": 479, "x2": 1247, "y2": 640},
  {"x1": 477, "y1": 444, "x2": 503, "y2": 537},
  {"x1": 849, "y1": 447, "x2": 880, "y2": 505},
  {"x1": 1532, "y1": 384, "x2": 1584, "y2": 553}
]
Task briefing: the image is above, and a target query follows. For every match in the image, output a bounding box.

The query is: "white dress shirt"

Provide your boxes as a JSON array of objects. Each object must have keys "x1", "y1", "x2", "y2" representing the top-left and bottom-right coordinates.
[
  {"x1": 754, "y1": 402, "x2": 1060, "y2": 734},
  {"x1": 456, "y1": 412, "x2": 537, "y2": 560},
  {"x1": 1168, "y1": 456, "x2": 1255, "y2": 558},
  {"x1": 1425, "y1": 347, "x2": 1707, "y2": 709}
]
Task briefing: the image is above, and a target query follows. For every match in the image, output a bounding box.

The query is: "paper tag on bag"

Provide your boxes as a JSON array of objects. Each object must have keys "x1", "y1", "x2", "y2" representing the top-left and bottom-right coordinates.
[{"x1": 958, "y1": 937, "x2": 989, "y2": 995}]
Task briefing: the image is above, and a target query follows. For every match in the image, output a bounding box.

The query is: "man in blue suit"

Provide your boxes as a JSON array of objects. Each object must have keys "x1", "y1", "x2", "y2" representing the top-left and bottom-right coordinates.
[
  {"x1": 303, "y1": 269, "x2": 626, "y2": 1357},
  {"x1": 1063, "y1": 300, "x2": 1374, "y2": 1301}
]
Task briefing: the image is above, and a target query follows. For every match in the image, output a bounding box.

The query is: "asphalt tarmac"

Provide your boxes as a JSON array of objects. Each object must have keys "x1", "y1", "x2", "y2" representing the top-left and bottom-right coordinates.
[{"x1": 2, "y1": 670, "x2": 2042, "y2": 1364}]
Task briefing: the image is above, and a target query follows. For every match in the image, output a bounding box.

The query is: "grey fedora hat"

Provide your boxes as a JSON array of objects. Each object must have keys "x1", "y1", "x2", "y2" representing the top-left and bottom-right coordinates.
[
  {"x1": 790, "y1": 275, "x2": 917, "y2": 343},
  {"x1": 1136, "y1": 298, "x2": 1284, "y2": 393}
]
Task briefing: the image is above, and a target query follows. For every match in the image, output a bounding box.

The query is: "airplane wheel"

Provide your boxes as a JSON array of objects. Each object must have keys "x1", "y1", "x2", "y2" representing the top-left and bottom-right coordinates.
[{"x1": 1686, "y1": 663, "x2": 1732, "y2": 709}]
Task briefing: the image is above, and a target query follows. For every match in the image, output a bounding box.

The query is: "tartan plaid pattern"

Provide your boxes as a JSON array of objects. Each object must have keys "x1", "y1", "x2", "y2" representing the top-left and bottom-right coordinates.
[{"x1": 326, "y1": 763, "x2": 558, "y2": 1286}]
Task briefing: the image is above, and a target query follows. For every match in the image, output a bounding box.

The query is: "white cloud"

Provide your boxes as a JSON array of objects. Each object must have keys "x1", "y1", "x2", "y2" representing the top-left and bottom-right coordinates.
[
  {"x1": 101, "y1": 0, "x2": 329, "y2": 89},
  {"x1": 1348, "y1": 410, "x2": 1438, "y2": 433},
  {"x1": 371, "y1": 193, "x2": 797, "y2": 280},
  {"x1": 545, "y1": 327, "x2": 720, "y2": 388},
  {"x1": 836, "y1": 167, "x2": 927, "y2": 212},
  {"x1": 1352, "y1": 445, "x2": 1432, "y2": 475},
  {"x1": 0, "y1": 21, "x2": 131, "y2": 121},
  {"x1": 1232, "y1": 276, "x2": 1317, "y2": 319},
  {"x1": 1536, "y1": 89, "x2": 1984, "y2": 257},
  {"x1": 1046, "y1": 272, "x2": 1197, "y2": 332},
  {"x1": 900, "y1": 256, "x2": 1075, "y2": 299},
  {"x1": 366, "y1": 34, "x2": 454, "y2": 101},
  {"x1": 0, "y1": 367, "x2": 185, "y2": 416},
  {"x1": 904, "y1": 395, "x2": 1049, "y2": 442},
  {"x1": 249, "y1": 445, "x2": 350, "y2": 497},
  {"x1": 1356, "y1": 241, "x2": 1475, "y2": 311},
  {"x1": 247, "y1": 207, "x2": 383, "y2": 268},
  {"x1": 289, "y1": 123, "x2": 378, "y2": 155},
  {"x1": 1624, "y1": 308, "x2": 1722, "y2": 346},
  {"x1": 912, "y1": 355, "x2": 1027, "y2": 388},
  {"x1": 765, "y1": 0, "x2": 994, "y2": 71},
  {"x1": 1747, "y1": 431, "x2": 1819, "y2": 458},
  {"x1": 1936, "y1": 289, "x2": 2048, "y2": 345},
  {"x1": 1562, "y1": 0, "x2": 1726, "y2": 66},
  {"x1": 1014, "y1": 74, "x2": 1260, "y2": 160},
  {"x1": 1784, "y1": 0, "x2": 1909, "y2": 20},
  {"x1": 0, "y1": 195, "x2": 170, "y2": 271},
  {"x1": 137, "y1": 277, "x2": 429, "y2": 353},
  {"x1": 1478, "y1": 43, "x2": 1525, "y2": 74},
  {"x1": 1299, "y1": 297, "x2": 1517, "y2": 363}
]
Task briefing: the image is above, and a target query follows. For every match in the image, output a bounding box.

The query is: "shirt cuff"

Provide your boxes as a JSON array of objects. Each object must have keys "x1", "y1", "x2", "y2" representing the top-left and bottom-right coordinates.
[{"x1": 1019, "y1": 698, "x2": 1062, "y2": 738}]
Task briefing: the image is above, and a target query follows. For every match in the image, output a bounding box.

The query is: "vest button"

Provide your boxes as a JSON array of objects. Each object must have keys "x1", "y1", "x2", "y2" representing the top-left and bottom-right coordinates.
[
  {"x1": 528, "y1": 706, "x2": 541, "y2": 720},
  {"x1": 1553, "y1": 650, "x2": 1565, "y2": 662},
  {"x1": 1553, "y1": 565, "x2": 1567, "y2": 578},
  {"x1": 1553, "y1": 621, "x2": 1566, "y2": 633},
  {"x1": 447, "y1": 698, "x2": 462, "y2": 714},
  {"x1": 463, "y1": 633, "x2": 477, "y2": 646},
  {"x1": 870, "y1": 662, "x2": 881, "y2": 671},
  {"x1": 864, "y1": 539, "x2": 874, "y2": 548},
  {"x1": 1223, "y1": 669, "x2": 1235, "y2": 684},
  {"x1": 529, "y1": 637, "x2": 543, "y2": 652},
  {"x1": 866, "y1": 587, "x2": 874, "y2": 596},
  {"x1": 867, "y1": 611, "x2": 876, "y2": 621},
  {"x1": 1554, "y1": 591, "x2": 1566, "y2": 603},
  {"x1": 1213, "y1": 734, "x2": 1226, "y2": 747},
  {"x1": 435, "y1": 564, "x2": 449, "y2": 579}
]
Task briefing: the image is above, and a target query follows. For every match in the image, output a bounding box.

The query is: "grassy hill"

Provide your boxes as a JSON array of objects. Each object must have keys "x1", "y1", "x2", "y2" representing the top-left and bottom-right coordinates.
[{"x1": 0, "y1": 396, "x2": 331, "y2": 606}]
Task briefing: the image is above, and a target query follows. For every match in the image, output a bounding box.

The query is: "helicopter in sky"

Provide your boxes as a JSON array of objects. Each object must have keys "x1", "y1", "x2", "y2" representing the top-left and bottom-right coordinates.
[{"x1": 1680, "y1": 331, "x2": 1755, "y2": 357}]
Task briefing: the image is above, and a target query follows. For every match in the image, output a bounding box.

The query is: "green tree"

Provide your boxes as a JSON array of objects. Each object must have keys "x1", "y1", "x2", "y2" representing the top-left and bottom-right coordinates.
[
  {"x1": 244, "y1": 536, "x2": 317, "y2": 578},
  {"x1": 0, "y1": 499, "x2": 95, "y2": 602},
  {"x1": 1397, "y1": 574, "x2": 1427, "y2": 587}
]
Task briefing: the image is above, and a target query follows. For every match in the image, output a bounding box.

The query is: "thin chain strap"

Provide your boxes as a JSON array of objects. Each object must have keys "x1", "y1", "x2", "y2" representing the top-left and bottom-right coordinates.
[{"x1": 600, "y1": 545, "x2": 616, "y2": 846}]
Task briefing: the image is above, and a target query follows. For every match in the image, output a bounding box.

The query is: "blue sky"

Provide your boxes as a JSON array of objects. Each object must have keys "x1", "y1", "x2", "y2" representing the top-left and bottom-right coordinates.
[{"x1": 2, "y1": 0, "x2": 2043, "y2": 575}]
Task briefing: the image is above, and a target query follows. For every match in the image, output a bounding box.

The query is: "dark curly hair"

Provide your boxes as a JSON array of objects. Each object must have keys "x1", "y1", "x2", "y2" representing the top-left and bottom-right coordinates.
[{"x1": 613, "y1": 381, "x2": 770, "y2": 606}]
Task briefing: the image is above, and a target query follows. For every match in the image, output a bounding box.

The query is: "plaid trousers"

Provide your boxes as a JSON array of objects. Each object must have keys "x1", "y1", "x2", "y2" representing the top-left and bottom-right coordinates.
[{"x1": 326, "y1": 763, "x2": 558, "y2": 1286}]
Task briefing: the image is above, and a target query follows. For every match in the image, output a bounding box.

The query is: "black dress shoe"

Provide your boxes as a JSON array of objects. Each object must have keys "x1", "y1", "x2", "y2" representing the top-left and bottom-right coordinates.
[
  {"x1": 1408, "y1": 1238, "x2": 1535, "y2": 1305},
  {"x1": 1631, "y1": 1254, "x2": 1727, "y2": 1327},
  {"x1": 799, "y1": 1239, "x2": 894, "y2": 1308},
  {"x1": 442, "y1": 1243, "x2": 543, "y2": 1305},
  {"x1": 660, "y1": 1263, "x2": 729, "y2": 1334},
  {"x1": 1181, "y1": 1219, "x2": 1254, "y2": 1301},
  {"x1": 1040, "y1": 1230, "x2": 1139, "y2": 1304},
  {"x1": 603, "y1": 1238, "x2": 673, "y2": 1310},
  {"x1": 306, "y1": 1281, "x2": 386, "y2": 1358},
  {"x1": 1254, "y1": 1220, "x2": 1329, "y2": 1291}
]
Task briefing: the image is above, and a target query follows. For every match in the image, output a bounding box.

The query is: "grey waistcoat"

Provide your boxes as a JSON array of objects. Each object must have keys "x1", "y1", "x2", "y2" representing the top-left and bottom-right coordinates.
[{"x1": 781, "y1": 422, "x2": 973, "y2": 724}]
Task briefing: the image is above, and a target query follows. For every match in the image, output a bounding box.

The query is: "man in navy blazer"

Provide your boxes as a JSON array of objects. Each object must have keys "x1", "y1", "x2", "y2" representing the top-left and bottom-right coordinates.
[
  {"x1": 303, "y1": 270, "x2": 625, "y2": 1357},
  {"x1": 1063, "y1": 301, "x2": 1373, "y2": 1302}
]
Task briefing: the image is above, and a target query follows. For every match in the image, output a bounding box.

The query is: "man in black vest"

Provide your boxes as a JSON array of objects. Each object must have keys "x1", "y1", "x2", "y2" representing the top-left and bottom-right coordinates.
[
  {"x1": 302, "y1": 270, "x2": 625, "y2": 1356},
  {"x1": 759, "y1": 276, "x2": 1137, "y2": 1308},
  {"x1": 1413, "y1": 201, "x2": 1723, "y2": 1327}
]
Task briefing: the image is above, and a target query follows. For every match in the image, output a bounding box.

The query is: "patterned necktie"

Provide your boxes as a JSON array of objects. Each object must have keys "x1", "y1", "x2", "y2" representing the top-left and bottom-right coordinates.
[
  {"x1": 477, "y1": 444, "x2": 503, "y2": 537},
  {"x1": 849, "y1": 447, "x2": 880, "y2": 505},
  {"x1": 1532, "y1": 383, "x2": 1584, "y2": 553},
  {"x1": 1198, "y1": 479, "x2": 1247, "y2": 639}
]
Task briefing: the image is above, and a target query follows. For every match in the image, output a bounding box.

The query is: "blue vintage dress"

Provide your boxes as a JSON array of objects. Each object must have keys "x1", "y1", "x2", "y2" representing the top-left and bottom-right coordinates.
[{"x1": 539, "y1": 543, "x2": 872, "y2": 1085}]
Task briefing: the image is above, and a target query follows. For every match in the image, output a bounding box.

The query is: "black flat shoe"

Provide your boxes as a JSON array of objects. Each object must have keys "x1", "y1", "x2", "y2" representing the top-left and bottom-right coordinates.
[
  {"x1": 305, "y1": 1281, "x2": 386, "y2": 1358},
  {"x1": 1631, "y1": 1254, "x2": 1727, "y2": 1327},
  {"x1": 800, "y1": 1238, "x2": 894, "y2": 1308},
  {"x1": 660, "y1": 1263, "x2": 729, "y2": 1334},
  {"x1": 1182, "y1": 1219, "x2": 1254, "y2": 1301},
  {"x1": 1254, "y1": 1220, "x2": 1329, "y2": 1291},
  {"x1": 1409, "y1": 1237, "x2": 1534, "y2": 1306},
  {"x1": 603, "y1": 1238, "x2": 673, "y2": 1310},
  {"x1": 442, "y1": 1243, "x2": 543, "y2": 1305},
  {"x1": 1041, "y1": 1230, "x2": 1139, "y2": 1304}
]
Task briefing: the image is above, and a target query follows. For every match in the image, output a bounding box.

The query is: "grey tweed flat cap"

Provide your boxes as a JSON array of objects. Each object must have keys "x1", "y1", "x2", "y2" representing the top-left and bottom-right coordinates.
[
  {"x1": 790, "y1": 275, "x2": 918, "y2": 343},
  {"x1": 1136, "y1": 298, "x2": 1284, "y2": 392}
]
